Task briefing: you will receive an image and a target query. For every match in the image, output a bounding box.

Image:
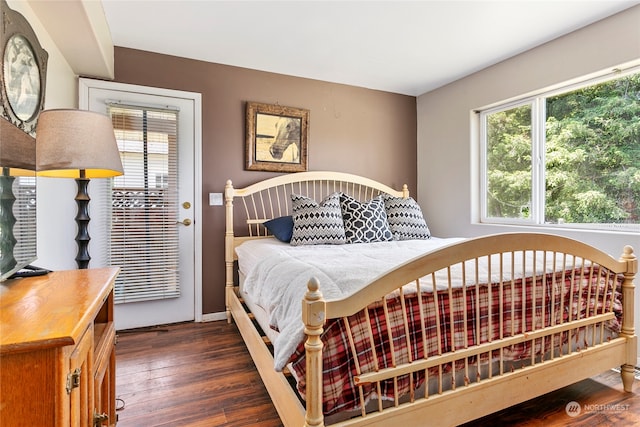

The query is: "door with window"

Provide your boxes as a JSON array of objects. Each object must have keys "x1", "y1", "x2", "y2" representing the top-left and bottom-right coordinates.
[{"x1": 80, "y1": 79, "x2": 202, "y2": 330}]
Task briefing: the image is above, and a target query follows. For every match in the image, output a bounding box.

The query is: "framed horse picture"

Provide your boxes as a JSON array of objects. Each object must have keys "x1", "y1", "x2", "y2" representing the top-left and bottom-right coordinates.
[{"x1": 245, "y1": 101, "x2": 309, "y2": 172}]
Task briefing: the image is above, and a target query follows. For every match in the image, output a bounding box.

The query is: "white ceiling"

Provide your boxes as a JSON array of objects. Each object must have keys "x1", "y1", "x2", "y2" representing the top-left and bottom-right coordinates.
[{"x1": 101, "y1": 0, "x2": 640, "y2": 96}]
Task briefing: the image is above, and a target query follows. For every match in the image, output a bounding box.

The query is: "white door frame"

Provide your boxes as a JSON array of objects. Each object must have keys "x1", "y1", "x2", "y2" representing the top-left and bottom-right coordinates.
[{"x1": 79, "y1": 78, "x2": 203, "y2": 327}]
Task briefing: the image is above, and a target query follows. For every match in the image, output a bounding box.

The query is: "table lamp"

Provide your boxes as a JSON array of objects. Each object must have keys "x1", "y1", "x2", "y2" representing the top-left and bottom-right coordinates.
[
  {"x1": 0, "y1": 118, "x2": 36, "y2": 273},
  {"x1": 36, "y1": 109, "x2": 123, "y2": 269}
]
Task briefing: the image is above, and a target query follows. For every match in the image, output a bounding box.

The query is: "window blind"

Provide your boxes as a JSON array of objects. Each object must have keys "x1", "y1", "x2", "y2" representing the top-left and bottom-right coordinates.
[
  {"x1": 108, "y1": 105, "x2": 180, "y2": 304},
  {"x1": 12, "y1": 176, "x2": 36, "y2": 266}
]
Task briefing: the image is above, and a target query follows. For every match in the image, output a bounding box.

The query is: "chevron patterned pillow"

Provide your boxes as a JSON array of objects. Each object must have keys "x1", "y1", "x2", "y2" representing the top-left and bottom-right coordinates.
[
  {"x1": 290, "y1": 192, "x2": 346, "y2": 246},
  {"x1": 340, "y1": 194, "x2": 393, "y2": 244},
  {"x1": 382, "y1": 194, "x2": 431, "y2": 240}
]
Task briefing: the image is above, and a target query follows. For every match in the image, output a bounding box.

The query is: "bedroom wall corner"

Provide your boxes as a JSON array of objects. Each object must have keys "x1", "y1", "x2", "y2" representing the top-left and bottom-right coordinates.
[{"x1": 416, "y1": 4, "x2": 640, "y2": 256}]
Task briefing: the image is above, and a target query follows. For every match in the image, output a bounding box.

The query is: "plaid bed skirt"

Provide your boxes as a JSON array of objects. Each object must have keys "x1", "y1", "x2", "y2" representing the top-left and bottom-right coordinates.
[{"x1": 288, "y1": 266, "x2": 622, "y2": 415}]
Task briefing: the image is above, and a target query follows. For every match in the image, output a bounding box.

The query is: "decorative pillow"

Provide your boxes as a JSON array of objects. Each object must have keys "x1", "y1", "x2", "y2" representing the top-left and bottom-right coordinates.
[
  {"x1": 263, "y1": 216, "x2": 294, "y2": 243},
  {"x1": 340, "y1": 194, "x2": 393, "y2": 244},
  {"x1": 382, "y1": 194, "x2": 431, "y2": 240},
  {"x1": 290, "y1": 192, "x2": 346, "y2": 246}
]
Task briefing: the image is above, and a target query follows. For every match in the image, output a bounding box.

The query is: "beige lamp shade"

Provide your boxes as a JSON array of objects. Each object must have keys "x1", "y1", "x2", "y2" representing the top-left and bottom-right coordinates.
[
  {"x1": 0, "y1": 117, "x2": 36, "y2": 175},
  {"x1": 36, "y1": 109, "x2": 124, "y2": 178}
]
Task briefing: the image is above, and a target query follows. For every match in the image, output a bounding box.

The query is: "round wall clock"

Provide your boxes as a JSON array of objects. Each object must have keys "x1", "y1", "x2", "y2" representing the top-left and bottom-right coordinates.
[{"x1": 0, "y1": 0, "x2": 48, "y2": 136}]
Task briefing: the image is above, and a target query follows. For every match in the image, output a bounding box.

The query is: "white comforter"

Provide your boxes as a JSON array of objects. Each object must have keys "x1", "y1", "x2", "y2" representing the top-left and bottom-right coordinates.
[
  {"x1": 237, "y1": 238, "x2": 465, "y2": 370},
  {"x1": 236, "y1": 237, "x2": 577, "y2": 370}
]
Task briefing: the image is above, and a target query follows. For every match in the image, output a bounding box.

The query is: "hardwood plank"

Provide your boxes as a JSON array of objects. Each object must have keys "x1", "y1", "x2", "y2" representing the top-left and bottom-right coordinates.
[
  {"x1": 115, "y1": 321, "x2": 638, "y2": 426},
  {"x1": 115, "y1": 321, "x2": 281, "y2": 427}
]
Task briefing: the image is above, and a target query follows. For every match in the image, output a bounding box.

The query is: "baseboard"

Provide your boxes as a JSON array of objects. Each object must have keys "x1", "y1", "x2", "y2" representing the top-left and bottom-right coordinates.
[
  {"x1": 611, "y1": 365, "x2": 640, "y2": 380},
  {"x1": 201, "y1": 311, "x2": 227, "y2": 322}
]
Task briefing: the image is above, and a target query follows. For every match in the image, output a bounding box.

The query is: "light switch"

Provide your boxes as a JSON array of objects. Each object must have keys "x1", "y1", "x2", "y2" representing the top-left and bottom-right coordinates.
[{"x1": 209, "y1": 193, "x2": 223, "y2": 206}]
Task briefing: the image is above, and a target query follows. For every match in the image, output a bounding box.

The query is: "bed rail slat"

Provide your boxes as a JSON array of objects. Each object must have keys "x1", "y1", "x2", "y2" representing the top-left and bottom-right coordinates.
[
  {"x1": 354, "y1": 312, "x2": 617, "y2": 386},
  {"x1": 497, "y1": 253, "x2": 504, "y2": 375}
]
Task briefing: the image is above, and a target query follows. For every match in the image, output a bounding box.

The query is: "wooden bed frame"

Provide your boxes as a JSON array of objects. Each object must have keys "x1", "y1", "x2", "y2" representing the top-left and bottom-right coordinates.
[{"x1": 224, "y1": 171, "x2": 637, "y2": 427}]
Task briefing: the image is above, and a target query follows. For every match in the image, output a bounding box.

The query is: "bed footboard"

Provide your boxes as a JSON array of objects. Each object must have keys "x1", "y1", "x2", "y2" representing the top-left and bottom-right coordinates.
[{"x1": 300, "y1": 234, "x2": 636, "y2": 427}]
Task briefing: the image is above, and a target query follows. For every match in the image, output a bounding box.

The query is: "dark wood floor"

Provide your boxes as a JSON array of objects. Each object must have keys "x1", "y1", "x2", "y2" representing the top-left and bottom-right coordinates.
[{"x1": 115, "y1": 321, "x2": 638, "y2": 427}]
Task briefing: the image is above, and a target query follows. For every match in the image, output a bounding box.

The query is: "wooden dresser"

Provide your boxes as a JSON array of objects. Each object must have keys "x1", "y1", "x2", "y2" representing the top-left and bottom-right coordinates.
[{"x1": 0, "y1": 267, "x2": 119, "y2": 427}]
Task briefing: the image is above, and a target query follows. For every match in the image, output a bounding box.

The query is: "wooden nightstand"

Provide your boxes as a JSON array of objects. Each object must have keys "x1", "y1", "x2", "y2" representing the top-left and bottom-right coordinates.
[{"x1": 0, "y1": 267, "x2": 119, "y2": 426}]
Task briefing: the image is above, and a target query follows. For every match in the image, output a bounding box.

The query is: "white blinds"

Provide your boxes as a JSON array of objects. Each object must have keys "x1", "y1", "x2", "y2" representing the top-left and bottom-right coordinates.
[
  {"x1": 109, "y1": 105, "x2": 180, "y2": 304},
  {"x1": 11, "y1": 176, "x2": 37, "y2": 267}
]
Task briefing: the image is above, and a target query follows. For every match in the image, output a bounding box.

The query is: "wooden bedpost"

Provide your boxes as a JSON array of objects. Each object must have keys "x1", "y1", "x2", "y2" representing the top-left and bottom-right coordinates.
[
  {"x1": 303, "y1": 277, "x2": 326, "y2": 427},
  {"x1": 619, "y1": 245, "x2": 637, "y2": 392},
  {"x1": 402, "y1": 184, "x2": 409, "y2": 199},
  {"x1": 224, "y1": 180, "x2": 235, "y2": 323}
]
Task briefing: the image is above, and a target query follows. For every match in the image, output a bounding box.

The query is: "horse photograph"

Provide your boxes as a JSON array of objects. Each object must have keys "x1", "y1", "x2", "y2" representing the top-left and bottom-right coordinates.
[
  {"x1": 255, "y1": 114, "x2": 301, "y2": 164},
  {"x1": 245, "y1": 101, "x2": 309, "y2": 172}
]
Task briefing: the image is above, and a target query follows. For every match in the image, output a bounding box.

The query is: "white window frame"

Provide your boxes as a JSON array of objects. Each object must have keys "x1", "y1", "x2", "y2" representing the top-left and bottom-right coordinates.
[
  {"x1": 478, "y1": 66, "x2": 640, "y2": 233},
  {"x1": 480, "y1": 98, "x2": 538, "y2": 226}
]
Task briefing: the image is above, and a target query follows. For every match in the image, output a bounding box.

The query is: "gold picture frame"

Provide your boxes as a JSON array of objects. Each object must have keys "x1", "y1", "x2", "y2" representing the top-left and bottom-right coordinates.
[
  {"x1": 245, "y1": 101, "x2": 309, "y2": 172},
  {"x1": 0, "y1": 0, "x2": 48, "y2": 136}
]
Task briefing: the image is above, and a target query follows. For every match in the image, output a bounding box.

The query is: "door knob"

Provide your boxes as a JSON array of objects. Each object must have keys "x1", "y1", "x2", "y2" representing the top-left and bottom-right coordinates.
[{"x1": 176, "y1": 218, "x2": 192, "y2": 226}]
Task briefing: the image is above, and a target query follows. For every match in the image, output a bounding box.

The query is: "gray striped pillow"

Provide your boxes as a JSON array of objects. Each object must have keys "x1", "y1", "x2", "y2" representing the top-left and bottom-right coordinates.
[
  {"x1": 290, "y1": 192, "x2": 346, "y2": 246},
  {"x1": 382, "y1": 194, "x2": 431, "y2": 240}
]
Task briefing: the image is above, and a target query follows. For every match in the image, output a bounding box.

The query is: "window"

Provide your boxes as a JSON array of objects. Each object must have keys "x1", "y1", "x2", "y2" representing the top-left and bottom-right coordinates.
[{"x1": 480, "y1": 69, "x2": 640, "y2": 233}]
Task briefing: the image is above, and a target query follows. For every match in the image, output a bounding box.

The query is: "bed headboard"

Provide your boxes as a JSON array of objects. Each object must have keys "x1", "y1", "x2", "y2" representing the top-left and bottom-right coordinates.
[{"x1": 224, "y1": 171, "x2": 409, "y2": 292}]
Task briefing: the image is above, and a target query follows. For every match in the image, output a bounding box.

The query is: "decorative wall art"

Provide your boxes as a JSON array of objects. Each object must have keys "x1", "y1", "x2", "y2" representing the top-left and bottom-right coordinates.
[{"x1": 245, "y1": 101, "x2": 309, "y2": 172}]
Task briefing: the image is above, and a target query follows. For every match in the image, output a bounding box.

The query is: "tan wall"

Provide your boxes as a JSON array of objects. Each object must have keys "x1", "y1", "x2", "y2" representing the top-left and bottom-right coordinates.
[
  {"x1": 416, "y1": 5, "x2": 640, "y2": 346},
  {"x1": 113, "y1": 47, "x2": 417, "y2": 314},
  {"x1": 416, "y1": 5, "x2": 639, "y2": 257}
]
